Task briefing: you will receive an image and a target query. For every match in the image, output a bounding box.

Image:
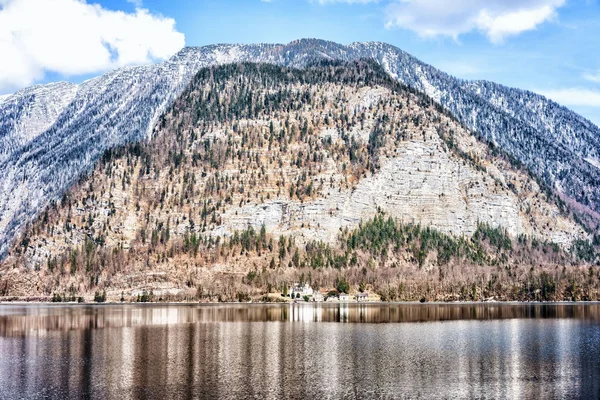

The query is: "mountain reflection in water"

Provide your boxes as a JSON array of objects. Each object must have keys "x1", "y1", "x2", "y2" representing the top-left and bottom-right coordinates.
[{"x1": 0, "y1": 303, "x2": 599, "y2": 399}]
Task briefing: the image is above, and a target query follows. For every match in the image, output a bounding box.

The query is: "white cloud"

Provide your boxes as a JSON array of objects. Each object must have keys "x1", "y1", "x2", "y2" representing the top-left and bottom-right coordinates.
[
  {"x1": 384, "y1": 0, "x2": 566, "y2": 43},
  {"x1": 0, "y1": 0, "x2": 185, "y2": 92},
  {"x1": 583, "y1": 70, "x2": 600, "y2": 83},
  {"x1": 126, "y1": 0, "x2": 143, "y2": 7},
  {"x1": 539, "y1": 88, "x2": 600, "y2": 107}
]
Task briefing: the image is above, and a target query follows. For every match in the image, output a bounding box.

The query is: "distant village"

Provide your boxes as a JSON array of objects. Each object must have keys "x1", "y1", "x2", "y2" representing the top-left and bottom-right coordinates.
[{"x1": 281, "y1": 283, "x2": 377, "y2": 303}]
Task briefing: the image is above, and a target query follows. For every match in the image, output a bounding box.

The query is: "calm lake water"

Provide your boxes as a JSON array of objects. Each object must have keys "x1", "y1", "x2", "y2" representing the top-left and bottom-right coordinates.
[{"x1": 0, "y1": 303, "x2": 599, "y2": 399}]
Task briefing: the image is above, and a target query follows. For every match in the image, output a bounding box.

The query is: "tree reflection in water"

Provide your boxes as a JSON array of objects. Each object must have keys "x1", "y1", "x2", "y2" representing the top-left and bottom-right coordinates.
[{"x1": 0, "y1": 303, "x2": 599, "y2": 399}]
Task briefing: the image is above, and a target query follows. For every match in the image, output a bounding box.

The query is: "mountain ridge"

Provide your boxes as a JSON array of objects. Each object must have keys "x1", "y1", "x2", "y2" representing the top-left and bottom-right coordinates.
[{"x1": 0, "y1": 38, "x2": 599, "y2": 257}]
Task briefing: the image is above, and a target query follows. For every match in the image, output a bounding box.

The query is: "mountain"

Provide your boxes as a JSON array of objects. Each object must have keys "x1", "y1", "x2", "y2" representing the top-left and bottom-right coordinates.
[
  {"x1": 1, "y1": 60, "x2": 598, "y2": 302},
  {"x1": 0, "y1": 39, "x2": 599, "y2": 260}
]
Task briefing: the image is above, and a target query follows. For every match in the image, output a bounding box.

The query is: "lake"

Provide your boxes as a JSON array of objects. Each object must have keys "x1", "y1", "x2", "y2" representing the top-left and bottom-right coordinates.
[{"x1": 0, "y1": 303, "x2": 599, "y2": 399}]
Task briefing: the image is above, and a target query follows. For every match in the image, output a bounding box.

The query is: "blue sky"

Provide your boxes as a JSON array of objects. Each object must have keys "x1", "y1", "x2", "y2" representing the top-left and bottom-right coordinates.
[{"x1": 1, "y1": 0, "x2": 599, "y2": 124}]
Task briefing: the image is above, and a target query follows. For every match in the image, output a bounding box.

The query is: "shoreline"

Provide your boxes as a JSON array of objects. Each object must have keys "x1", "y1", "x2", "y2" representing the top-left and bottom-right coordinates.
[{"x1": 2, "y1": 300, "x2": 599, "y2": 306}]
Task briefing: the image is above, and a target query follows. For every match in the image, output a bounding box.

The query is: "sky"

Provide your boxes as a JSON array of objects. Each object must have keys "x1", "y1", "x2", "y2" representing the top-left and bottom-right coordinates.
[{"x1": 1, "y1": 0, "x2": 599, "y2": 124}]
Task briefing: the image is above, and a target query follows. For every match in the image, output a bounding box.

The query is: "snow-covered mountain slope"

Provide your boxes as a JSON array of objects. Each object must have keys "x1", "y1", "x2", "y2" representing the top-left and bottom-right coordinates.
[
  {"x1": 0, "y1": 82, "x2": 78, "y2": 162},
  {"x1": 340, "y1": 42, "x2": 600, "y2": 213},
  {"x1": 0, "y1": 39, "x2": 599, "y2": 256}
]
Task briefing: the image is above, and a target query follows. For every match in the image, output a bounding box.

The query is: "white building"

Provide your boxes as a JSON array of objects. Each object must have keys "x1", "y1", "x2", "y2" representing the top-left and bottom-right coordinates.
[
  {"x1": 356, "y1": 292, "x2": 369, "y2": 302},
  {"x1": 312, "y1": 292, "x2": 324, "y2": 302},
  {"x1": 290, "y1": 283, "x2": 314, "y2": 299},
  {"x1": 339, "y1": 293, "x2": 351, "y2": 302}
]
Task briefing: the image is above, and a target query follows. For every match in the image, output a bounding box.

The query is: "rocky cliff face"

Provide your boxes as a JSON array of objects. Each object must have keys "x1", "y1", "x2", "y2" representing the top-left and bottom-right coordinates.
[
  {"x1": 1, "y1": 61, "x2": 594, "y2": 300},
  {"x1": 0, "y1": 39, "x2": 599, "y2": 258}
]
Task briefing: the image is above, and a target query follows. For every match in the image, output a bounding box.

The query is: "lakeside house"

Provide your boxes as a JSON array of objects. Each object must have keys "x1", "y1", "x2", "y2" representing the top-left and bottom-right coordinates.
[
  {"x1": 356, "y1": 292, "x2": 369, "y2": 302},
  {"x1": 312, "y1": 292, "x2": 324, "y2": 302},
  {"x1": 291, "y1": 283, "x2": 313, "y2": 298},
  {"x1": 339, "y1": 293, "x2": 351, "y2": 302}
]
